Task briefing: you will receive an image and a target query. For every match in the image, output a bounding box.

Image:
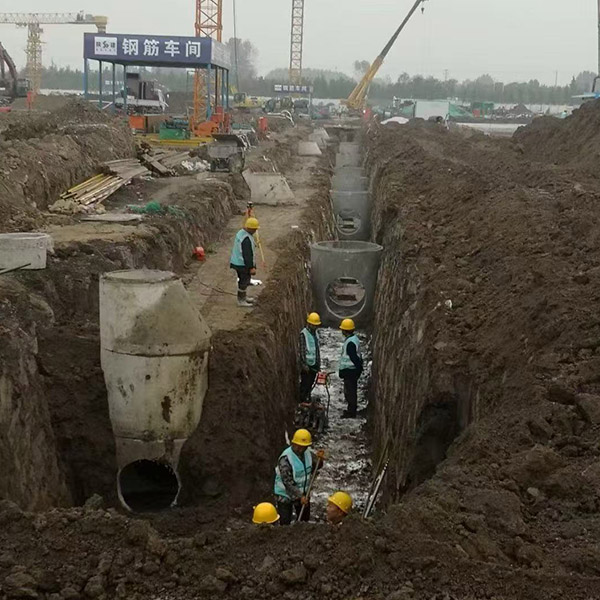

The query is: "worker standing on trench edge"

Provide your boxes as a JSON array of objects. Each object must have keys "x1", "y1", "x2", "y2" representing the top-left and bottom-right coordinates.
[
  {"x1": 230, "y1": 217, "x2": 259, "y2": 308},
  {"x1": 274, "y1": 428, "x2": 325, "y2": 525},
  {"x1": 299, "y1": 312, "x2": 322, "y2": 403},
  {"x1": 338, "y1": 318, "x2": 363, "y2": 419}
]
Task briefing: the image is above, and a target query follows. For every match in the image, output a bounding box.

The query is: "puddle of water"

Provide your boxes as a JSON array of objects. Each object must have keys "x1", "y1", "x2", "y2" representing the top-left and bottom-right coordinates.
[{"x1": 307, "y1": 328, "x2": 372, "y2": 521}]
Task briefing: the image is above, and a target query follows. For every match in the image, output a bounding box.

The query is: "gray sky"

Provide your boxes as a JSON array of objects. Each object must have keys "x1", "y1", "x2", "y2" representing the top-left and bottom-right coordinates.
[{"x1": 0, "y1": 0, "x2": 597, "y2": 85}]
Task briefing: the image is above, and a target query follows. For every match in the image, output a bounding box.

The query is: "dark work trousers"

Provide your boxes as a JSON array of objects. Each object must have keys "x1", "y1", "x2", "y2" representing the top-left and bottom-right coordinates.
[
  {"x1": 277, "y1": 499, "x2": 311, "y2": 525},
  {"x1": 299, "y1": 368, "x2": 318, "y2": 403},
  {"x1": 231, "y1": 264, "x2": 252, "y2": 299},
  {"x1": 342, "y1": 370, "x2": 361, "y2": 416}
]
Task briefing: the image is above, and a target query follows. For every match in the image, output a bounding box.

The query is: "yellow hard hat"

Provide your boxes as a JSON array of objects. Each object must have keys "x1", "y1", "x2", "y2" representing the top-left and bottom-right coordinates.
[
  {"x1": 307, "y1": 312, "x2": 322, "y2": 326},
  {"x1": 291, "y1": 428, "x2": 312, "y2": 446},
  {"x1": 339, "y1": 318, "x2": 355, "y2": 331},
  {"x1": 328, "y1": 491, "x2": 353, "y2": 514},
  {"x1": 252, "y1": 502, "x2": 280, "y2": 524},
  {"x1": 245, "y1": 217, "x2": 260, "y2": 230}
]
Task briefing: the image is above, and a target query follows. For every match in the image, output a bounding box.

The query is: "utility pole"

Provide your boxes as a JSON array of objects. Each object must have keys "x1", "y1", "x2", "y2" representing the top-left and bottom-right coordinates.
[{"x1": 598, "y1": 0, "x2": 600, "y2": 75}]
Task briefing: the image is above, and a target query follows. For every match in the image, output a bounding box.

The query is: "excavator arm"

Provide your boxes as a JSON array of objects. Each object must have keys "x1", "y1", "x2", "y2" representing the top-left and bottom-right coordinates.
[
  {"x1": 0, "y1": 42, "x2": 19, "y2": 99},
  {"x1": 346, "y1": 0, "x2": 426, "y2": 111}
]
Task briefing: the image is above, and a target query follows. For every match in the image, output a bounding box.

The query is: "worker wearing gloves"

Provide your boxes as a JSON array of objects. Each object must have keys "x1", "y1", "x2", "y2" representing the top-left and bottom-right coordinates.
[
  {"x1": 274, "y1": 428, "x2": 325, "y2": 525},
  {"x1": 338, "y1": 318, "x2": 363, "y2": 419},
  {"x1": 230, "y1": 217, "x2": 259, "y2": 308},
  {"x1": 299, "y1": 312, "x2": 322, "y2": 403},
  {"x1": 252, "y1": 502, "x2": 280, "y2": 525},
  {"x1": 326, "y1": 491, "x2": 353, "y2": 525}
]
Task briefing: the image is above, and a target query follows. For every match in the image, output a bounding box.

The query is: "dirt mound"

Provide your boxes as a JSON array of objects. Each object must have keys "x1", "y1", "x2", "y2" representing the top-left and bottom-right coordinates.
[
  {"x1": 513, "y1": 99, "x2": 600, "y2": 176},
  {"x1": 0, "y1": 101, "x2": 134, "y2": 231},
  {"x1": 367, "y1": 120, "x2": 600, "y2": 588}
]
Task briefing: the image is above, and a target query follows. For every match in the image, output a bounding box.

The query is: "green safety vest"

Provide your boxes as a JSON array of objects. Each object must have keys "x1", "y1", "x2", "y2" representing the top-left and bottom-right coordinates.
[
  {"x1": 339, "y1": 334, "x2": 361, "y2": 370},
  {"x1": 301, "y1": 327, "x2": 318, "y2": 367},
  {"x1": 274, "y1": 446, "x2": 313, "y2": 499},
  {"x1": 230, "y1": 229, "x2": 255, "y2": 267}
]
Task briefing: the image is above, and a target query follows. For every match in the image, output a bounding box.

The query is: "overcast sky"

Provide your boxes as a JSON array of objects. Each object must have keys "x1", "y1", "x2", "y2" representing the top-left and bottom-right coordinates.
[{"x1": 1, "y1": 0, "x2": 597, "y2": 85}]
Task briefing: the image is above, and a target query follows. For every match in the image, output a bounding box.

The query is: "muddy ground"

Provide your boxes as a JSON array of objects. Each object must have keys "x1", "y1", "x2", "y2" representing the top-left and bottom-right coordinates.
[{"x1": 4, "y1": 100, "x2": 600, "y2": 600}]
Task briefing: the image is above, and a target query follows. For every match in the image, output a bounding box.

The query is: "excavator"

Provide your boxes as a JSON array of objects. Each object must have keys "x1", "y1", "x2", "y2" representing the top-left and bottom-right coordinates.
[
  {"x1": 346, "y1": 0, "x2": 427, "y2": 111},
  {"x1": 0, "y1": 42, "x2": 30, "y2": 105}
]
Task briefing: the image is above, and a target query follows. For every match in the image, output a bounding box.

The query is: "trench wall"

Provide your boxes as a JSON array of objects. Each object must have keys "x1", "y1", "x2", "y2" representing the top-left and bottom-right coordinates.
[{"x1": 0, "y1": 180, "x2": 237, "y2": 509}]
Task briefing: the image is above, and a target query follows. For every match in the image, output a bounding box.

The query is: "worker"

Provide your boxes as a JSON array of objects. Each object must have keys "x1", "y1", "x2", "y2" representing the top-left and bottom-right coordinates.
[
  {"x1": 338, "y1": 318, "x2": 363, "y2": 419},
  {"x1": 274, "y1": 428, "x2": 324, "y2": 525},
  {"x1": 299, "y1": 313, "x2": 322, "y2": 403},
  {"x1": 252, "y1": 502, "x2": 280, "y2": 525},
  {"x1": 230, "y1": 217, "x2": 259, "y2": 308},
  {"x1": 326, "y1": 491, "x2": 353, "y2": 525}
]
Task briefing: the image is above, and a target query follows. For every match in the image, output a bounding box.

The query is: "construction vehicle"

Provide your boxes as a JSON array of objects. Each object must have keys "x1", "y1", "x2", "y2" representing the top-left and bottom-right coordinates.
[
  {"x1": 0, "y1": 42, "x2": 30, "y2": 105},
  {"x1": 233, "y1": 92, "x2": 261, "y2": 110},
  {"x1": 0, "y1": 12, "x2": 108, "y2": 97},
  {"x1": 116, "y1": 72, "x2": 168, "y2": 114},
  {"x1": 206, "y1": 133, "x2": 248, "y2": 172},
  {"x1": 346, "y1": 0, "x2": 426, "y2": 111}
]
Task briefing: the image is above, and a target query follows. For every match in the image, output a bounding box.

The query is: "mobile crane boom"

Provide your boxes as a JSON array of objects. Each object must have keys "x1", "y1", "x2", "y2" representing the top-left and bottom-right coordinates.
[{"x1": 346, "y1": 0, "x2": 426, "y2": 110}]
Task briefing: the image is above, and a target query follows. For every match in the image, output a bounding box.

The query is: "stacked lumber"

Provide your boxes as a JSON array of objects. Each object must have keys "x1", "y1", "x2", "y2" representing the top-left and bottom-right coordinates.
[
  {"x1": 49, "y1": 159, "x2": 150, "y2": 214},
  {"x1": 140, "y1": 150, "x2": 191, "y2": 176}
]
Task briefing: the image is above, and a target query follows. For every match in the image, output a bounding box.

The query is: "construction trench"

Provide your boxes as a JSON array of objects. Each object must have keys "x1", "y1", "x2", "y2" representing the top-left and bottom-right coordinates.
[{"x1": 4, "y1": 102, "x2": 600, "y2": 598}]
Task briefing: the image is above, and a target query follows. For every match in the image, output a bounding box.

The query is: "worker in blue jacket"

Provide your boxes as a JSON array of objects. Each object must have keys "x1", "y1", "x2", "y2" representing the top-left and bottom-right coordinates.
[
  {"x1": 274, "y1": 428, "x2": 324, "y2": 525},
  {"x1": 230, "y1": 217, "x2": 259, "y2": 308},
  {"x1": 338, "y1": 318, "x2": 363, "y2": 418}
]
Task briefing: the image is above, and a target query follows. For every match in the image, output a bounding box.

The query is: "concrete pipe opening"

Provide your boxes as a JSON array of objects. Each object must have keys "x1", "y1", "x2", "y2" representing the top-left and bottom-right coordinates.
[
  {"x1": 336, "y1": 211, "x2": 363, "y2": 235},
  {"x1": 118, "y1": 459, "x2": 180, "y2": 512},
  {"x1": 326, "y1": 277, "x2": 367, "y2": 318}
]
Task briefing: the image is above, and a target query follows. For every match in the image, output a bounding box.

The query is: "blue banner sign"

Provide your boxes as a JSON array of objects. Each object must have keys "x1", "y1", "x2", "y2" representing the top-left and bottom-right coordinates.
[
  {"x1": 84, "y1": 33, "x2": 231, "y2": 69},
  {"x1": 274, "y1": 83, "x2": 314, "y2": 94}
]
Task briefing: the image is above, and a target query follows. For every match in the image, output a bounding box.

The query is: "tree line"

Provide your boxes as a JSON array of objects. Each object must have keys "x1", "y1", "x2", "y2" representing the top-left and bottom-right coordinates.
[{"x1": 34, "y1": 37, "x2": 595, "y2": 106}]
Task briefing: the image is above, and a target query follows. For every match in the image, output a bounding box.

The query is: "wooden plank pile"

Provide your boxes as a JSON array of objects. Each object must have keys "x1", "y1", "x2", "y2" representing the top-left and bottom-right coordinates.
[
  {"x1": 139, "y1": 150, "x2": 191, "y2": 176},
  {"x1": 49, "y1": 159, "x2": 150, "y2": 214}
]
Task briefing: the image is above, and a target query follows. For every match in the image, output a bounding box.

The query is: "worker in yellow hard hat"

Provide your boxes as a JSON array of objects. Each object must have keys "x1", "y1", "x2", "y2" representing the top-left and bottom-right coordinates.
[
  {"x1": 230, "y1": 217, "x2": 260, "y2": 308},
  {"x1": 252, "y1": 502, "x2": 280, "y2": 525},
  {"x1": 274, "y1": 428, "x2": 325, "y2": 525},
  {"x1": 338, "y1": 318, "x2": 363, "y2": 418},
  {"x1": 326, "y1": 491, "x2": 353, "y2": 525},
  {"x1": 299, "y1": 312, "x2": 322, "y2": 403}
]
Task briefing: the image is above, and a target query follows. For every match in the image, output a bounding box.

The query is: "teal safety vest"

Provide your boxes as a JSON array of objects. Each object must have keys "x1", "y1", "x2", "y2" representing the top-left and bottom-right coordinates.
[
  {"x1": 230, "y1": 229, "x2": 255, "y2": 267},
  {"x1": 339, "y1": 334, "x2": 361, "y2": 370},
  {"x1": 301, "y1": 327, "x2": 318, "y2": 368},
  {"x1": 274, "y1": 446, "x2": 313, "y2": 499}
]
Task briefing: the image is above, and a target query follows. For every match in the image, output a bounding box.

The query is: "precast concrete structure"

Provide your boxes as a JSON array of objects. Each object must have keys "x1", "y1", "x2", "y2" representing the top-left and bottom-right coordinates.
[
  {"x1": 331, "y1": 190, "x2": 372, "y2": 241},
  {"x1": 99, "y1": 269, "x2": 211, "y2": 511},
  {"x1": 310, "y1": 241, "x2": 383, "y2": 327}
]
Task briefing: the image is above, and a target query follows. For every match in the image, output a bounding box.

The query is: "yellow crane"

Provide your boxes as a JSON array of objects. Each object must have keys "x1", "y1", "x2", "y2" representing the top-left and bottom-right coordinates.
[
  {"x1": 346, "y1": 0, "x2": 426, "y2": 111},
  {"x1": 0, "y1": 12, "x2": 108, "y2": 96}
]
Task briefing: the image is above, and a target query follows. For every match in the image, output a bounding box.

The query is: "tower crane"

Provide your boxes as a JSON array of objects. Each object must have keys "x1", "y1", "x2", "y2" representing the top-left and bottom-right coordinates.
[
  {"x1": 193, "y1": 0, "x2": 223, "y2": 133},
  {"x1": 346, "y1": 0, "x2": 426, "y2": 111},
  {"x1": 0, "y1": 12, "x2": 107, "y2": 97},
  {"x1": 289, "y1": 0, "x2": 305, "y2": 85}
]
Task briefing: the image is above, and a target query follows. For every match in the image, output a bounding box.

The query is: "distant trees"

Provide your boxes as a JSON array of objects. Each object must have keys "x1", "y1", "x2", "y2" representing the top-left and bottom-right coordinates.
[{"x1": 225, "y1": 37, "x2": 258, "y2": 91}]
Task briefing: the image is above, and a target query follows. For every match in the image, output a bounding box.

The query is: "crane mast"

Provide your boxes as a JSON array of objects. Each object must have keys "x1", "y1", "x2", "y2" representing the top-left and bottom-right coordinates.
[
  {"x1": 289, "y1": 0, "x2": 305, "y2": 85},
  {"x1": 0, "y1": 12, "x2": 107, "y2": 96},
  {"x1": 193, "y1": 0, "x2": 223, "y2": 128}
]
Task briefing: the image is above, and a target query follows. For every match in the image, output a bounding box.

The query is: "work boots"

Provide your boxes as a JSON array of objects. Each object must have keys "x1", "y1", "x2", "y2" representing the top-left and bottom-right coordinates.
[{"x1": 237, "y1": 290, "x2": 254, "y2": 308}]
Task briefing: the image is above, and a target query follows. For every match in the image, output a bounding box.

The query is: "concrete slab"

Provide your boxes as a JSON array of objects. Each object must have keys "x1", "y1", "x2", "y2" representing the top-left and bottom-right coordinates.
[
  {"x1": 298, "y1": 141, "x2": 322, "y2": 157},
  {"x1": 242, "y1": 172, "x2": 295, "y2": 205},
  {"x1": 308, "y1": 133, "x2": 327, "y2": 150}
]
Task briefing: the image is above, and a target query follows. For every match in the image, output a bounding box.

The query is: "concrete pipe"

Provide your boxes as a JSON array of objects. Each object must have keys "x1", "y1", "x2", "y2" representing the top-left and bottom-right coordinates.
[
  {"x1": 331, "y1": 190, "x2": 372, "y2": 241},
  {"x1": 100, "y1": 270, "x2": 211, "y2": 512},
  {"x1": 336, "y1": 152, "x2": 363, "y2": 168},
  {"x1": 310, "y1": 241, "x2": 383, "y2": 327},
  {"x1": 332, "y1": 168, "x2": 368, "y2": 192}
]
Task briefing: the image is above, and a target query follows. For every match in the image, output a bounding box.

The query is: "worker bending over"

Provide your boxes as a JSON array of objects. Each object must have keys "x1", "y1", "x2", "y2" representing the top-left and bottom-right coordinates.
[
  {"x1": 326, "y1": 491, "x2": 353, "y2": 525},
  {"x1": 338, "y1": 319, "x2": 363, "y2": 419},
  {"x1": 252, "y1": 502, "x2": 280, "y2": 525},
  {"x1": 274, "y1": 428, "x2": 324, "y2": 525},
  {"x1": 299, "y1": 312, "x2": 322, "y2": 403},
  {"x1": 230, "y1": 217, "x2": 259, "y2": 308}
]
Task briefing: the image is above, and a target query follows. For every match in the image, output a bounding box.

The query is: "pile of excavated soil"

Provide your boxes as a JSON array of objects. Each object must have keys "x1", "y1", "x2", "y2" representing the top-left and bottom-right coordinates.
[
  {"x1": 0, "y1": 101, "x2": 134, "y2": 231},
  {"x1": 514, "y1": 99, "x2": 600, "y2": 176},
  {"x1": 365, "y1": 118, "x2": 600, "y2": 590}
]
